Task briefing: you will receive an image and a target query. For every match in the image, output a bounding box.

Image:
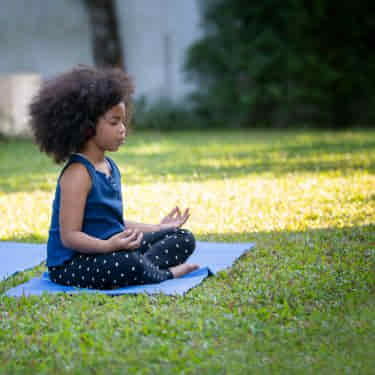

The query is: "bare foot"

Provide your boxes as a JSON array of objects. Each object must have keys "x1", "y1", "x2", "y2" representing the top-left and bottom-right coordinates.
[{"x1": 169, "y1": 263, "x2": 199, "y2": 278}]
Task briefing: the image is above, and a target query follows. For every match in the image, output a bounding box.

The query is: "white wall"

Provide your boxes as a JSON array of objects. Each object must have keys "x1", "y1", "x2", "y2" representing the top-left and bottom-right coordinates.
[
  {"x1": 115, "y1": 0, "x2": 203, "y2": 102},
  {"x1": 0, "y1": 0, "x2": 94, "y2": 77},
  {"x1": 0, "y1": 0, "x2": 202, "y2": 100},
  {"x1": 0, "y1": 74, "x2": 41, "y2": 136}
]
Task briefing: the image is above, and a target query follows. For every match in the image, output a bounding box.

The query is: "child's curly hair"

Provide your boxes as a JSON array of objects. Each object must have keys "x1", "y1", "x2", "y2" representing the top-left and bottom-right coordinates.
[{"x1": 29, "y1": 65, "x2": 134, "y2": 163}]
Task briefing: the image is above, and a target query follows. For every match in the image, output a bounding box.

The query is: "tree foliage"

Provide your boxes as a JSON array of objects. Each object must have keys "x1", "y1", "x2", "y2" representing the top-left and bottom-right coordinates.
[{"x1": 185, "y1": 0, "x2": 375, "y2": 127}]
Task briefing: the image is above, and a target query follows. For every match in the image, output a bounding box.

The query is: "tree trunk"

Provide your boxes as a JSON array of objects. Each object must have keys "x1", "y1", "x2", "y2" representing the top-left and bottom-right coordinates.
[{"x1": 84, "y1": 0, "x2": 125, "y2": 70}]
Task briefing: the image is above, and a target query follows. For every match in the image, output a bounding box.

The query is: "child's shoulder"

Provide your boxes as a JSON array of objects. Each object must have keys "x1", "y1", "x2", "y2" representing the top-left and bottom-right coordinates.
[{"x1": 59, "y1": 162, "x2": 92, "y2": 187}]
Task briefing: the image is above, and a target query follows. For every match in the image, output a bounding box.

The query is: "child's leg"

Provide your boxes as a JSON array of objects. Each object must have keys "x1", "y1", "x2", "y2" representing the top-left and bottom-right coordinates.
[
  {"x1": 138, "y1": 228, "x2": 196, "y2": 269},
  {"x1": 48, "y1": 250, "x2": 173, "y2": 290}
]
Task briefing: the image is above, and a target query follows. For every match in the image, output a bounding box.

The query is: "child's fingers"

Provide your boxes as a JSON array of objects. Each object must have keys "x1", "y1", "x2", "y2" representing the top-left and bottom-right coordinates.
[
  {"x1": 180, "y1": 214, "x2": 190, "y2": 226},
  {"x1": 129, "y1": 231, "x2": 142, "y2": 242},
  {"x1": 168, "y1": 207, "x2": 178, "y2": 219},
  {"x1": 124, "y1": 229, "x2": 136, "y2": 236},
  {"x1": 124, "y1": 228, "x2": 135, "y2": 236},
  {"x1": 136, "y1": 232, "x2": 143, "y2": 246},
  {"x1": 173, "y1": 209, "x2": 180, "y2": 221},
  {"x1": 176, "y1": 210, "x2": 190, "y2": 227},
  {"x1": 110, "y1": 229, "x2": 142, "y2": 251},
  {"x1": 112, "y1": 230, "x2": 130, "y2": 241},
  {"x1": 181, "y1": 208, "x2": 189, "y2": 219},
  {"x1": 176, "y1": 208, "x2": 187, "y2": 223},
  {"x1": 178, "y1": 207, "x2": 189, "y2": 220},
  {"x1": 120, "y1": 230, "x2": 138, "y2": 243},
  {"x1": 128, "y1": 232, "x2": 143, "y2": 249}
]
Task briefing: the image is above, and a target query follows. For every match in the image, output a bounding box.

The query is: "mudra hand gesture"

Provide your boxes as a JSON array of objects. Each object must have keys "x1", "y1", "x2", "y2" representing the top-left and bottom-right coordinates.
[{"x1": 159, "y1": 206, "x2": 190, "y2": 230}]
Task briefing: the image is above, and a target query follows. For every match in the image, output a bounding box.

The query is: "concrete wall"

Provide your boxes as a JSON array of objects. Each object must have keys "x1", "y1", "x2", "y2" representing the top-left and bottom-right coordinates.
[
  {"x1": 0, "y1": 0, "x2": 93, "y2": 136},
  {"x1": 115, "y1": 0, "x2": 203, "y2": 102},
  {"x1": 0, "y1": 0, "x2": 93, "y2": 77},
  {"x1": 0, "y1": 0, "x2": 203, "y2": 136},
  {"x1": 0, "y1": 74, "x2": 41, "y2": 137},
  {"x1": 0, "y1": 0, "x2": 202, "y2": 98}
]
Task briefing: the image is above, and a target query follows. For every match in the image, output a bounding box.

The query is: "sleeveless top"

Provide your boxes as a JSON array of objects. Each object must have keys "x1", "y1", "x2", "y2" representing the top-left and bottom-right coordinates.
[{"x1": 47, "y1": 154, "x2": 125, "y2": 267}]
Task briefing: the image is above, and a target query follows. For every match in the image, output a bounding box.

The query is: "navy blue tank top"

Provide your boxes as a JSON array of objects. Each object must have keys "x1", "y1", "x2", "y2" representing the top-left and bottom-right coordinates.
[{"x1": 47, "y1": 154, "x2": 125, "y2": 267}]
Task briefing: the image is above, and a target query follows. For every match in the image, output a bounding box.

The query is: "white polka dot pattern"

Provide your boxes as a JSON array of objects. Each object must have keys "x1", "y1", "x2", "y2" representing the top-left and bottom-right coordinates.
[{"x1": 48, "y1": 228, "x2": 196, "y2": 290}]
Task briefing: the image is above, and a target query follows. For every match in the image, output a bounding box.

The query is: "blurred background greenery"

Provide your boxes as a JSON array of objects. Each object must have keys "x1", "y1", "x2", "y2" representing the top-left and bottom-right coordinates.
[{"x1": 134, "y1": 0, "x2": 375, "y2": 130}]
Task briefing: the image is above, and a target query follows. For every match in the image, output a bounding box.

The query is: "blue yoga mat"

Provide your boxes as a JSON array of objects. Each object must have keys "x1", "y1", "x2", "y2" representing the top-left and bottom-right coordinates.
[
  {"x1": 0, "y1": 242, "x2": 46, "y2": 282},
  {"x1": 2, "y1": 241, "x2": 254, "y2": 297}
]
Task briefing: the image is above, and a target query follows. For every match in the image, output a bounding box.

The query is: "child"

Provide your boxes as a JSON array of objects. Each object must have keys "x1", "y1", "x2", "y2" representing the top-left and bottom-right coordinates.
[{"x1": 29, "y1": 65, "x2": 199, "y2": 290}]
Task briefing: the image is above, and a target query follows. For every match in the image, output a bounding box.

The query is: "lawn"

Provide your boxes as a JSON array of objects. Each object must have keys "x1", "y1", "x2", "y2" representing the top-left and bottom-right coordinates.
[{"x1": 0, "y1": 129, "x2": 374, "y2": 374}]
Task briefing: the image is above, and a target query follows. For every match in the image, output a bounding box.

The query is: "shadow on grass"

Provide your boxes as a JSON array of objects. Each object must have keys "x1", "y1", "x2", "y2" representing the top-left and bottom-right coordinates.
[
  {"x1": 1, "y1": 130, "x2": 374, "y2": 193},
  {"x1": 116, "y1": 149, "x2": 375, "y2": 182},
  {"x1": 115, "y1": 132, "x2": 375, "y2": 182}
]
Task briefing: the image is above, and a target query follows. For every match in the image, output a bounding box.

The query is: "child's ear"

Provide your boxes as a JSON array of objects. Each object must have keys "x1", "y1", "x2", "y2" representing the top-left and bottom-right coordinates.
[
  {"x1": 86, "y1": 127, "x2": 94, "y2": 138},
  {"x1": 86, "y1": 122, "x2": 96, "y2": 139}
]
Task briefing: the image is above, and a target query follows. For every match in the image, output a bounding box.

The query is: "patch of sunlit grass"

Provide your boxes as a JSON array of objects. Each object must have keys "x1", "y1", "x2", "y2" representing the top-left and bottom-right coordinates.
[{"x1": 0, "y1": 191, "x2": 52, "y2": 241}]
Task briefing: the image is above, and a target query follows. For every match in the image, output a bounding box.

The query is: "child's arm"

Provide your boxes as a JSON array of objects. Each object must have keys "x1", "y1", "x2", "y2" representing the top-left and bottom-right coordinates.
[
  {"x1": 59, "y1": 164, "x2": 142, "y2": 253},
  {"x1": 125, "y1": 220, "x2": 161, "y2": 233},
  {"x1": 125, "y1": 207, "x2": 190, "y2": 232}
]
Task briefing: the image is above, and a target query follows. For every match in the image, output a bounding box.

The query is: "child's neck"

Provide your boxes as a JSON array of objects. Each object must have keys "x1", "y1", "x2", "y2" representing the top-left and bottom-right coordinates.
[{"x1": 79, "y1": 143, "x2": 106, "y2": 165}]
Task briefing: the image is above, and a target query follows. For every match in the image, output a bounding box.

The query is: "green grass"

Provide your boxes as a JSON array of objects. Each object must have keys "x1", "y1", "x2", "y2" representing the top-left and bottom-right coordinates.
[{"x1": 0, "y1": 129, "x2": 374, "y2": 374}]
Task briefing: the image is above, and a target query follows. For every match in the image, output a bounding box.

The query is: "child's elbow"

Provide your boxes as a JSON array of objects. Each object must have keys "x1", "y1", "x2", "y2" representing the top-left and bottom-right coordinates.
[{"x1": 60, "y1": 232, "x2": 75, "y2": 249}]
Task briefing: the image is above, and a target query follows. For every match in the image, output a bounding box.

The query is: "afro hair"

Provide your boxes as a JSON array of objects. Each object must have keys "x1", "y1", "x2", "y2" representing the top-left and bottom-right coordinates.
[{"x1": 29, "y1": 65, "x2": 134, "y2": 163}]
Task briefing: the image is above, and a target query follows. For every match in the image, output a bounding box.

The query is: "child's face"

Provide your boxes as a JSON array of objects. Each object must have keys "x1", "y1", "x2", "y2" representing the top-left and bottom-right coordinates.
[{"x1": 93, "y1": 102, "x2": 127, "y2": 152}]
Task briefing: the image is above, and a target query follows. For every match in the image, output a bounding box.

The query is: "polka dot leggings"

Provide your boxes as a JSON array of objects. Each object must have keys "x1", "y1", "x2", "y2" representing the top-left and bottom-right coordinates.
[{"x1": 48, "y1": 228, "x2": 196, "y2": 290}]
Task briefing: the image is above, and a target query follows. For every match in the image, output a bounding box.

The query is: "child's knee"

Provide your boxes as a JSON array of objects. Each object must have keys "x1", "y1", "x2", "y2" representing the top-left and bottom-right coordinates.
[{"x1": 177, "y1": 229, "x2": 196, "y2": 252}]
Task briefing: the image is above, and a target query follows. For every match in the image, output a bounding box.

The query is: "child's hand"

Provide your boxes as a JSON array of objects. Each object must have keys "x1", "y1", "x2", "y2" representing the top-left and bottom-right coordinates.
[
  {"x1": 159, "y1": 206, "x2": 190, "y2": 230},
  {"x1": 107, "y1": 228, "x2": 143, "y2": 252}
]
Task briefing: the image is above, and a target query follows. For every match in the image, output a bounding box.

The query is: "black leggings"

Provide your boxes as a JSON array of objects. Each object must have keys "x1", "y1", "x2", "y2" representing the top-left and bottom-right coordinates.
[{"x1": 48, "y1": 228, "x2": 196, "y2": 290}]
